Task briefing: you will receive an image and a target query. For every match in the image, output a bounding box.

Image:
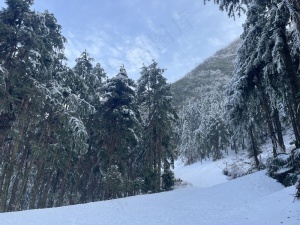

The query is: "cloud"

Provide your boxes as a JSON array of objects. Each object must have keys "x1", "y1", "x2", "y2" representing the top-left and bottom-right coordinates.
[
  {"x1": 207, "y1": 37, "x2": 223, "y2": 47},
  {"x1": 123, "y1": 36, "x2": 159, "y2": 79},
  {"x1": 31, "y1": 0, "x2": 245, "y2": 82},
  {"x1": 108, "y1": 58, "x2": 124, "y2": 73}
]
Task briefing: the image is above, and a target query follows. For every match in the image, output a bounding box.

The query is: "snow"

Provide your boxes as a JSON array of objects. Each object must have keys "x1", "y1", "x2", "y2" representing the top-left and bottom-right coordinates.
[
  {"x1": 276, "y1": 167, "x2": 293, "y2": 174},
  {"x1": 174, "y1": 159, "x2": 228, "y2": 188},
  {"x1": 0, "y1": 157, "x2": 299, "y2": 224}
]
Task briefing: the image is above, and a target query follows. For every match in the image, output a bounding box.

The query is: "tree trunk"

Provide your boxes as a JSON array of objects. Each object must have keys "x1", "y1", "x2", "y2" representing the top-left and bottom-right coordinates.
[
  {"x1": 249, "y1": 126, "x2": 260, "y2": 170},
  {"x1": 15, "y1": 157, "x2": 34, "y2": 210},
  {"x1": 29, "y1": 160, "x2": 44, "y2": 209},
  {"x1": 0, "y1": 98, "x2": 29, "y2": 212},
  {"x1": 7, "y1": 144, "x2": 30, "y2": 211},
  {"x1": 273, "y1": 108, "x2": 286, "y2": 152},
  {"x1": 278, "y1": 28, "x2": 300, "y2": 147},
  {"x1": 79, "y1": 146, "x2": 92, "y2": 203},
  {"x1": 258, "y1": 80, "x2": 278, "y2": 157},
  {"x1": 69, "y1": 158, "x2": 82, "y2": 205},
  {"x1": 56, "y1": 147, "x2": 73, "y2": 207}
]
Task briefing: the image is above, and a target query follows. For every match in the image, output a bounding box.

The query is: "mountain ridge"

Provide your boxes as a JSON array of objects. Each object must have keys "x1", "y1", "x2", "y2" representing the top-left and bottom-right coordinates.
[{"x1": 171, "y1": 39, "x2": 241, "y2": 108}]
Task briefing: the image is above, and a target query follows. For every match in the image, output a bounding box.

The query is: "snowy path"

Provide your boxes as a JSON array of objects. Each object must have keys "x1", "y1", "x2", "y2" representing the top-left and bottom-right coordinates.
[{"x1": 0, "y1": 160, "x2": 299, "y2": 225}]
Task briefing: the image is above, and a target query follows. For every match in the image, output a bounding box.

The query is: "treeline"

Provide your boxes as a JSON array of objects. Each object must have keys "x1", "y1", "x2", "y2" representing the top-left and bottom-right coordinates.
[
  {"x1": 0, "y1": 1, "x2": 177, "y2": 212},
  {"x1": 177, "y1": 88, "x2": 229, "y2": 164}
]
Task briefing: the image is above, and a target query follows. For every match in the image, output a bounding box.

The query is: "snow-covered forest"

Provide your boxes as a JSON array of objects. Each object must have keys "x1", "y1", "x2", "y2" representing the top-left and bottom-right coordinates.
[
  {"x1": 0, "y1": 0, "x2": 299, "y2": 220},
  {"x1": 0, "y1": 0, "x2": 177, "y2": 211},
  {"x1": 174, "y1": 0, "x2": 300, "y2": 199}
]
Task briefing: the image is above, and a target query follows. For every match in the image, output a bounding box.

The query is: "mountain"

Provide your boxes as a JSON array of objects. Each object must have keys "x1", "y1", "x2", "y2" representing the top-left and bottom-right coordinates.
[
  {"x1": 171, "y1": 39, "x2": 242, "y2": 108},
  {"x1": 170, "y1": 39, "x2": 243, "y2": 164}
]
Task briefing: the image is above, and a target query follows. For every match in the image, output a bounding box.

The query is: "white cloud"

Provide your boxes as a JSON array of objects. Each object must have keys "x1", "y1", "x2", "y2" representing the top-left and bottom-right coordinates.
[
  {"x1": 207, "y1": 37, "x2": 223, "y2": 47},
  {"x1": 123, "y1": 36, "x2": 159, "y2": 79},
  {"x1": 35, "y1": 0, "x2": 245, "y2": 82},
  {"x1": 107, "y1": 58, "x2": 124, "y2": 74}
]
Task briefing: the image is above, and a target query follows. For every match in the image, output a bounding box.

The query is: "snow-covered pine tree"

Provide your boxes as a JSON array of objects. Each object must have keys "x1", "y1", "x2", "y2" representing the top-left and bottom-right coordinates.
[
  {"x1": 225, "y1": 0, "x2": 300, "y2": 163},
  {"x1": 93, "y1": 62, "x2": 107, "y2": 85},
  {"x1": 0, "y1": 0, "x2": 78, "y2": 211},
  {"x1": 100, "y1": 65, "x2": 141, "y2": 198},
  {"x1": 72, "y1": 59, "x2": 107, "y2": 204},
  {"x1": 211, "y1": 0, "x2": 300, "y2": 195},
  {"x1": 0, "y1": 0, "x2": 100, "y2": 211},
  {"x1": 178, "y1": 102, "x2": 201, "y2": 164},
  {"x1": 210, "y1": 0, "x2": 300, "y2": 148},
  {"x1": 137, "y1": 61, "x2": 177, "y2": 193}
]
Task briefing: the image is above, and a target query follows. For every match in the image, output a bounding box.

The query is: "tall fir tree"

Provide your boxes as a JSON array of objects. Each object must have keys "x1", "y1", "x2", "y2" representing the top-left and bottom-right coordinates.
[
  {"x1": 137, "y1": 61, "x2": 177, "y2": 193},
  {"x1": 100, "y1": 65, "x2": 141, "y2": 198}
]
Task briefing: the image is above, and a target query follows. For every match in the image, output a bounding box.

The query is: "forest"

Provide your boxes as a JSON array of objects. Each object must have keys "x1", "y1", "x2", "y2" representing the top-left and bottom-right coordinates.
[
  {"x1": 175, "y1": 0, "x2": 300, "y2": 198},
  {"x1": 0, "y1": 0, "x2": 300, "y2": 213},
  {"x1": 0, "y1": 0, "x2": 177, "y2": 212}
]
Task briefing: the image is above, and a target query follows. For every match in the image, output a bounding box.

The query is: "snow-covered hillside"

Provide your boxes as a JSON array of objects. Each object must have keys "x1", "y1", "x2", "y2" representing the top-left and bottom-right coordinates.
[{"x1": 0, "y1": 156, "x2": 299, "y2": 225}]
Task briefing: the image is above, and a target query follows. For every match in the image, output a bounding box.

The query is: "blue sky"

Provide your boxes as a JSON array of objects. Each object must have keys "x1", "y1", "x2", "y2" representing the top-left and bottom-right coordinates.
[{"x1": 0, "y1": 0, "x2": 245, "y2": 82}]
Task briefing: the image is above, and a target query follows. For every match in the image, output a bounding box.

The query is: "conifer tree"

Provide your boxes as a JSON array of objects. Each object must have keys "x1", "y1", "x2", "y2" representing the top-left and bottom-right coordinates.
[
  {"x1": 210, "y1": 0, "x2": 300, "y2": 148},
  {"x1": 0, "y1": 0, "x2": 94, "y2": 211},
  {"x1": 100, "y1": 65, "x2": 141, "y2": 198},
  {"x1": 137, "y1": 61, "x2": 177, "y2": 192}
]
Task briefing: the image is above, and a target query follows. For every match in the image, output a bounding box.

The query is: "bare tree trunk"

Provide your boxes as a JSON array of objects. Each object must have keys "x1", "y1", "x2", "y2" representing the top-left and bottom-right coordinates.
[
  {"x1": 278, "y1": 29, "x2": 300, "y2": 147},
  {"x1": 273, "y1": 108, "x2": 286, "y2": 152},
  {"x1": 29, "y1": 160, "x2": 44, "y2": 209},
  {"x1": 7, "y1": 144, "x2": 30, "y2": 211},
  {"x1": 15, "y1": 157, "x2": 34, "y2": 210},
  {"x1": 0, "y1": 99, "x2": 29, "y2": 212},
  {"x1": 56, "y1": 146, "x2": 73, "y2": 207},
  {"x1": 258, "y1": 80, "x2": 278, "y2": 157},
  {"x1": 249, "y1": 126, "x2": 260, "y2": 170}
]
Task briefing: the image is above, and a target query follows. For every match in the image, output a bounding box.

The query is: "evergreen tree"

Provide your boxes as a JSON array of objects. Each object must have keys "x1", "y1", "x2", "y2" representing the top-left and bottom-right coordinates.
[
  {"x1": 209, "y1": 0, "x2": 300, "y2": 195},
  {"x1": 137, "y1": 61, "x2": 177, "y2": 193},
  {"x1": 225, "y1": 0, "x2": 300, "y2": 161},
  {"x1": 100, "y1": 65, "x2": 141, "y2": 198},
  {"x1": 0, "y1": 0, "x2": 74, "y2": 211},
  {"x1": 93, "y1": 62, "x2": 107, "y2": 85},
  {"x1": 210, "y1": 0, "x2": 300, "y2": 149},
  {"x1": 179, "y1": 102, "x2": 201, "y2": 164},
  {"x1": 177, "y1": 91, "x2": 230, "y2": 164},
  {"x1": 103, "y1": 165, "x2": 124, "y2": 199},
  {"x1": 0, "y1": 1, "x2": 100, "y2": 211}
]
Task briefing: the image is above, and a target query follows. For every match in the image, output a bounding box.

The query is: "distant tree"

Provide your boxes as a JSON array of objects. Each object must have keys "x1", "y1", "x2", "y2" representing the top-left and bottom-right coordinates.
[
  {"x1": 178, "y1": 101, "x2": 202, "y2": 164},
  {"x1": 177, "y1": 91, "x2": 230, "y2": 164}
]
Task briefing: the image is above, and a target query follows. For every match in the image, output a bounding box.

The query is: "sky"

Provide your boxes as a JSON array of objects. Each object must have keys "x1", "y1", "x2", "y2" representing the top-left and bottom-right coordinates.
[{"x1": 0, "y1": 0, "x2": 245, "y2": 82}]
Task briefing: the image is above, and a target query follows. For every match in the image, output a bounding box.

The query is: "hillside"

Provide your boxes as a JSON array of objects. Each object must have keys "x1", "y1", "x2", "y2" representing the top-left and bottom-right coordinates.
[
  {"x1": 171, "y1": 39, "x2": 241, "y2": 108},
  {"x1": 0, "y1": 155, "x2": 299, "y2": 225},
  {"x1": 1, "y1": 130, "x2": 299, "y2": 224},
  {"x1": 171, "y1": 39, "x2": 243, "y2": 164}
]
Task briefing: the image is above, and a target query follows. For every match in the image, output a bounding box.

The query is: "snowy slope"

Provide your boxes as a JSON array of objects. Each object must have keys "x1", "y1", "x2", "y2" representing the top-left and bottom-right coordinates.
[
  {"x1": 174, "y1": 158, "x2": 229, "y2": 188},
  {"x1": 0, "y1": 158, "x2": 299, "y2": 225}
]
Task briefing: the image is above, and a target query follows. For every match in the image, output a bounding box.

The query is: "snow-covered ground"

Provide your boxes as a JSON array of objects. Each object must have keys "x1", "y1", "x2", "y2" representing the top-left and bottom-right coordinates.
[{"x1": 0, "y1": 154, "x2": 299, "y2": 225}]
